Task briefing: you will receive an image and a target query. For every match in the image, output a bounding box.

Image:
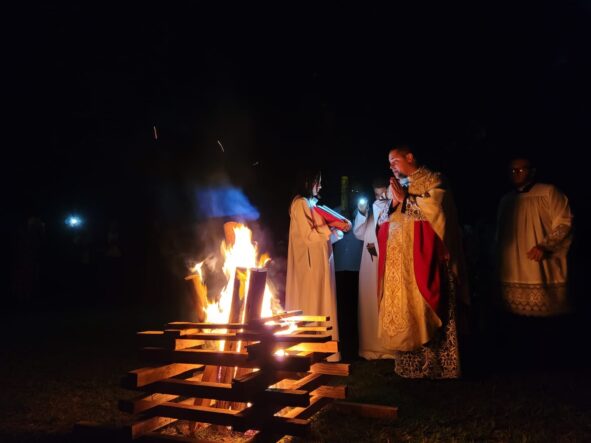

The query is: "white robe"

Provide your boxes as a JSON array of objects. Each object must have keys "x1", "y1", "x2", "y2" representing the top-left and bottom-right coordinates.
[
  {"x1": 353, "y1": 200, "x2": 394, "y2": 360},
  {"x1": 285, "y1": 197, "x2": 340, "y2": 358},
  {"x1": 497, "y1": 183, "x2": 573, "y2": 316}
]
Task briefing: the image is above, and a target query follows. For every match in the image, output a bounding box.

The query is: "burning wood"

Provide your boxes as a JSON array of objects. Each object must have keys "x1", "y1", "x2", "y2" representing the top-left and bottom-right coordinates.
[{"x1": 80, "y1": 223, "x2": 369, "y2": 442}]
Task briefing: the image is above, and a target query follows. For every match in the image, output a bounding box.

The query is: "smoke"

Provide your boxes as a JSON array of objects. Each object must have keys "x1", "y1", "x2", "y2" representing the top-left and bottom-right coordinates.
[{"x1": 195, "y1": 186, "x2": 260, "y2": 221}]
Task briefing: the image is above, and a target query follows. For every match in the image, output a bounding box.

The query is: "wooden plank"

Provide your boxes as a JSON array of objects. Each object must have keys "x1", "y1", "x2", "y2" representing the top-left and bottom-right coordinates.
[
  {"x1": 133, "y1": 375, "x2": 308, "y2": 407},
  {"x1": 286, "y1": 341, "x2": 339, "y2": 353},
  {"x1": 140, "y1": 347, "x2": 252, "y2": 367},
  {"x1": 249, "y1": 310, "x2": 303, "y2": 325},
  {"x1": 164, "y1": 328, "x2": 200, "y2": 337},
  {"x1": 310, "y1": 385, "x2": 347, "y2": 400},
  {"x1": 175, "y1": 332, "x2": 239, "y2": 341},
  {"x1": 119, "y1": 393, "x2": 179, "y2": 414},
  {"x1": 232, "y1": 370, "x2": 280, "y2": 396},
  {"x1": 167, "y1": 321, "x2": 245, "y2": 330},
  {"x1": 238, "y1": 332, "x2": 333, "y2": 343},
  {"x1": 143, "y1": 378, "x2": 234, "y2": 400},
  {"x1": 310, "y1": 362, "x2": 349, "y2": 376},
  {"x1": 332, "y1": 401, "x2": 398, "y2": 419},
  {"x1": 148, "y1": 402, "x2": 241, "y2": 427},
  {"x1": 173, "y1": 339, "x2": 205, "y2": 350},
  {"x1": 292, "y1": 325, "x2": 332, "y2": 332},
  {"x1": 123, "y1": 363, "x2": 203, "y2": 388},
  {"x1": 286, "y1": 315, "x2": 330, "y2": 322},
  {"x1": 141, "y1": 348, "x2": 313, "y2": 372},
  {"x1": 281, "y1": 395, "x2": 333, "y2": 420},
  {"x1": 285, "y1": 373, "x2": 328, "y2": 391}
]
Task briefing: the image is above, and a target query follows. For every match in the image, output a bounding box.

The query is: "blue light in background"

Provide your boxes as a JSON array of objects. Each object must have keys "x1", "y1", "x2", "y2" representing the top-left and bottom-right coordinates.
[
  {"x1": 195, "y1": 186, "x2": 260, "y2": 220},
  {"x1": 65, "y1": 215, "x2": 83, "y2": 228}
]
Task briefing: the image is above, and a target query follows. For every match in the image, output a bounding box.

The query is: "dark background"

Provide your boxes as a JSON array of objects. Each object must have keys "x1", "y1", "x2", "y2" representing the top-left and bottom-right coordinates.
[{"x1": 3, "y1": 2, "x2": 590, "y2": 311}]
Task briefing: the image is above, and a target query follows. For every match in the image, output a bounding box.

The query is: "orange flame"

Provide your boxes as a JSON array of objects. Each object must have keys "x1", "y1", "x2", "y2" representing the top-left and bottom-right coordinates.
[{"x1": 192, "y1": 224, "x2": 278, "y2": 348}]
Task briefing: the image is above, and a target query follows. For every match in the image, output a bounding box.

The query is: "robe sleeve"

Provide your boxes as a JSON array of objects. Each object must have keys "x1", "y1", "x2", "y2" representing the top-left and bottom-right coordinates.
[
  {"x1": 538, "y1": 186, "x2": 573, "y2": 251},
  {"x1": 291, "y1": 198, "x2": 331, "y2": 245},
  {"x1": 353, "y1": 211, "x2": 369, "y2": 241},
  {"x1": 374, "y1": 199, "x2": 392, "y2": 226}
]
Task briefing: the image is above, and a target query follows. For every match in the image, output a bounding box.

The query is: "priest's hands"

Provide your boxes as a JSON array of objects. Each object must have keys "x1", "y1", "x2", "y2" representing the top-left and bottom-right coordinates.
[
  {"x1": 389, "y1": 177, "x2": 407, "y2": 203},
  {"x1": 526, "y1": 245, "x2": 546, "y2": 262}
]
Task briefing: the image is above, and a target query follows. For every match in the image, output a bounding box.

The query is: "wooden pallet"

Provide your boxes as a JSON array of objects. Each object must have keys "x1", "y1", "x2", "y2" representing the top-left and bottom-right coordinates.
[
  {"x1": 116, "y1": 311, "x2": 348, "y2": 442},
  {"x1": 76, "y1": 266, "x2": 396, "y2": 442}
]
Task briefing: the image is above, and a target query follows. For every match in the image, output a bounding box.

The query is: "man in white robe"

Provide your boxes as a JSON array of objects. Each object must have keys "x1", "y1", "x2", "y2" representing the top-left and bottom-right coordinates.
[
  {"x1": 497, "y1": 157, "x2": 573, "y2": 316},
  {"x1": 353, "y1": 177, "x2": 395, "y2": 359}
]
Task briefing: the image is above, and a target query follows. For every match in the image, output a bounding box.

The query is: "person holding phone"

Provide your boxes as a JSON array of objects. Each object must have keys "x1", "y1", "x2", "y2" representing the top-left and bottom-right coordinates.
[{"x1": 353, "y1": 176, "x2": 394, "y2": 360}]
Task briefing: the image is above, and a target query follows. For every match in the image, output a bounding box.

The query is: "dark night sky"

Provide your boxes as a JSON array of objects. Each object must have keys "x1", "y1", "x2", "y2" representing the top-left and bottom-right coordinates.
[{"x1": 4, "y1": 2, "x2": 591, "y2": 250}]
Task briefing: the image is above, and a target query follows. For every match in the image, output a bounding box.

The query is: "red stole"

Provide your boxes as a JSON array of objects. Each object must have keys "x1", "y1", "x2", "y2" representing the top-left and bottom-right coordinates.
[{"x1": 377, "y1": 220, "x2": 446, "y2": 317}]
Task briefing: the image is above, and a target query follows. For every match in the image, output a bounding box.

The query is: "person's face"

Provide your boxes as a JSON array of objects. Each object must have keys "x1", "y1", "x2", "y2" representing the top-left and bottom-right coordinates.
[
  {"x1": 374, "y1": 186, "x2": 388, "y2": 200},
  {"x1": 509, "y1": 159, "x2": 534, "y2": 188},
  {"x1": 312, "y1": 176, "x2": 322, "y2": 197},
  {"x1": 389, "y1": 149, "x2": 415, "y2": 178}
]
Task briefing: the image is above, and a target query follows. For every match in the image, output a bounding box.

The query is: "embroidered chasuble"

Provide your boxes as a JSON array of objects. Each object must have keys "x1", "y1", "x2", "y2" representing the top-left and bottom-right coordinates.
[{"x1": 377, "y1": 167, "x2": 466, "y2": 379}]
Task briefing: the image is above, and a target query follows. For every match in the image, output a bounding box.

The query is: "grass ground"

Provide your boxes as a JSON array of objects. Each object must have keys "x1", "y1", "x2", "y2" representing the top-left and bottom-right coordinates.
[{"x1": 0, "y1": 304, "x2": 590, "y2": 442}]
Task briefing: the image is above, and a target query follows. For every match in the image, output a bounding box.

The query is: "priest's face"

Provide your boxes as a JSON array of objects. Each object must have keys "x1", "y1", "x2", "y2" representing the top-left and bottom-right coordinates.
[
  {"x1": 509, "y1": 159, "x2": 534, "y2": 188},
  {"x1": 389, "y1": 149, "x2": 416, "y2": 178}
]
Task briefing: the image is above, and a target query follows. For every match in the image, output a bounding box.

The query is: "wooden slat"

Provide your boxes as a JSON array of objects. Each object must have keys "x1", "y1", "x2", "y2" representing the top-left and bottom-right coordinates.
[
  {"x1": 310, "y1": 362, "x2": 349, "y2": 376},
  {"x1": 141, "y1": 347, "x2": 252, "y2": 367},
  {"x1": 123, "y1": 363, "x2": 203, "y2": 388},
  {"x1": 175, "y1": 332, "x2": 239, "y2": 341},
  {"x1": 167, "y1": 321, "x2": 245, "y2": 330},
  {"x1": 148, "y1": 402, "x2": 241, "y2": 426},
  {"x1": 163, "y1": 328, "x2": 200, "y2": 337},
  {"x1": 279, "y1": 395, "x2": 333, "y2": 420},
  {"x1": 310, "y1": 385, "x2": 347, "y2": 399},
  {"x1": 286, "y1": 341, "x2": 339, "y2": 354},
  {"x1": 249, "y1": 310, "x2": 303, "y2": 325},
  {"x1": 120, "y1": 372, "x2": 205, "y2": 414},
  {"x1": 119, "y1": 393, "x2": 178, "y2": 414},
  {"x1": 238, "y1": 332, "x2": 333, "y2": 343},
  {"x1": 141, "y1": 348, "x2": 313, "y2": 372},
  {"x1": 292, "y1": 325, "x2": 332, "y2": 332},
  {"x1": 332, "y1": 401, "x2": 398, "y2": 419},
  {"x1": 286, "y1": 373, "x2": 328, "y2": 391},
  {"x1": 172, "y1": 339, "x2": 205, "y2": 350},
  {"x1": 286, "y1": 315, "x2": 330, "y2": 322}
]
